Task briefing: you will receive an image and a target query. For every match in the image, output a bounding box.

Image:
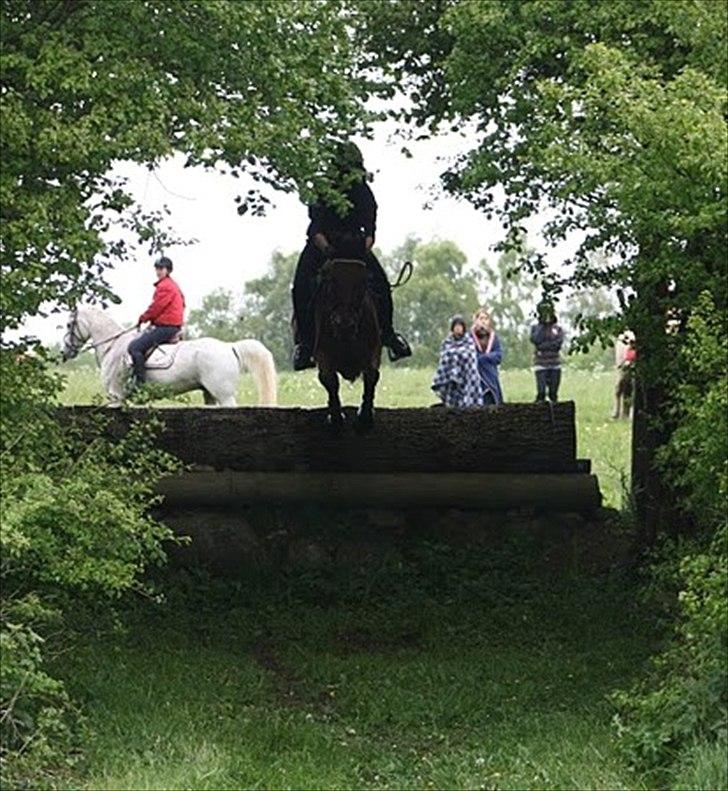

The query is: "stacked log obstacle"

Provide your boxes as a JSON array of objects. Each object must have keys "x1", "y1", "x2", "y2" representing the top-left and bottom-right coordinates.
[{"x1": 59, "y1": 402, "x2": 601, "y2": 511}]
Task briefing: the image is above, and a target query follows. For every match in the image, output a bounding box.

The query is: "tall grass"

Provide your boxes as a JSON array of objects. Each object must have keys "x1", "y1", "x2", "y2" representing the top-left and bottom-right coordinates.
[
  {"x1": 59, "y1": 365, "x2": 631, "y2": 507},
  {"x1": 60, "y1": 539, "x2": 655, "y2": 791}
]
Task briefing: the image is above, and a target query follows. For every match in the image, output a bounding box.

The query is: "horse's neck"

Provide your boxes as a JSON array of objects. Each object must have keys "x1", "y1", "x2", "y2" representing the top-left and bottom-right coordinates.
[
  {"x1": 83, "y1": 309, "x2": 121, "y2": 342},
  {"x1": 80, "y1": 309, "x2": 127, "y2": 364}
]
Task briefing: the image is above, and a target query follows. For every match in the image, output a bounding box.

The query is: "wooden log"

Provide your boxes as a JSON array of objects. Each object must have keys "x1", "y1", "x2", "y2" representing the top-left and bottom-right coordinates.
[
  {"x1": 158, "y1": 471, "x2": 602, "y2": 511},
  {"x1": 59, "y1": 402, "x2": 579, "y2": 474}
]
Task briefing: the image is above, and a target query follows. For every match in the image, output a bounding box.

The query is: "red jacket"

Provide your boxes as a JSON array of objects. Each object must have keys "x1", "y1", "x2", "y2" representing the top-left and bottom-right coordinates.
[{"x1": 139, "y1": 275, "x2": 185, "y2": 326}]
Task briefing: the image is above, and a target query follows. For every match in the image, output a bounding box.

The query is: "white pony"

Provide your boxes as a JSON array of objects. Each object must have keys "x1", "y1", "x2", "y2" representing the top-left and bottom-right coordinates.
[{"x1": 62, "y1": 306, "x2": 277, "y2": 406}]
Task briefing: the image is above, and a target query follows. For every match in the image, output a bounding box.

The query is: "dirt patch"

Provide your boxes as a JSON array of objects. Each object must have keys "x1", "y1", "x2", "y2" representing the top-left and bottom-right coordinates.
[{"x1": 250, "y1": 641, "x2": 333, "y2": 713}]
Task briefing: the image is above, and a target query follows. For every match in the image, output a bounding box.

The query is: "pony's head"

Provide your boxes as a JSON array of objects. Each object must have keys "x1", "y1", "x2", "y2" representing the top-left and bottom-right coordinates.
[
  {"x1": 319, "y1": 259, "x2": 370, "y2": 339},
  {"x1": 61, "y1": 307, "x2": 89, "y2": 361}
]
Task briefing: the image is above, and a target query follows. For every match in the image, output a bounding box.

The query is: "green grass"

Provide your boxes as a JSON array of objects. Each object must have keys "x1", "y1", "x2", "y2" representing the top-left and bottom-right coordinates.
[
  {"x1": 59, "y1": 365, "x2": 631, "y2": 507},
  {"x1": 60, "y1": 540, "x2": 655, "y2": 791},
  {"x1": 54, "y1": 366, "x2": 642, "y2": 789}
]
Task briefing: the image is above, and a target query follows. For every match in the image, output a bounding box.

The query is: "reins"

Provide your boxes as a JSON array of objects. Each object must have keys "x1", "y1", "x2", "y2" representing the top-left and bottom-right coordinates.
[
  {"x1": 68, "y1": 322, "x2": 137, "y2": 357},
  {"x1": 390, "y1": 260, "x2": 413, "y2": 289},
  {"x1": 86, "y1": 325, "x2": 138, "y2": 351}
]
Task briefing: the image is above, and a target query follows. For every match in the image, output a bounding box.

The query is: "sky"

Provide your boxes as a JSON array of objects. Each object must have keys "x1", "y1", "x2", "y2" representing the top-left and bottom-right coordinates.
[{"x1": 19, "y1": 121, "x2": 570, "y2": 345}]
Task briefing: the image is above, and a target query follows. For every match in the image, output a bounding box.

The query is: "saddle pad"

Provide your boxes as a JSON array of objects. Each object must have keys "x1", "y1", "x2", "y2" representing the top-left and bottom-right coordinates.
[{"x1": 145, "y1": 343, "x2": 180, "y2": 370}]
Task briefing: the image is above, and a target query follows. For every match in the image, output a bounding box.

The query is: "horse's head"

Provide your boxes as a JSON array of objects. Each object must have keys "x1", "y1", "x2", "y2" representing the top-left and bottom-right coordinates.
[
  {"x1": 318, "y1": 259, "x2": 370, "y2": 340},
  {"x1": 61, "y1": 308, "x2": 88, "y2": 361}
]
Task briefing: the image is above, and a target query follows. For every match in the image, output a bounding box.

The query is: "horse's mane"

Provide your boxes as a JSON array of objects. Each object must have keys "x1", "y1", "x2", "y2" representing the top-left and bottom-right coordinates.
[{"x1": 78, "y1": 305, "x2": 123, "y2": 335}]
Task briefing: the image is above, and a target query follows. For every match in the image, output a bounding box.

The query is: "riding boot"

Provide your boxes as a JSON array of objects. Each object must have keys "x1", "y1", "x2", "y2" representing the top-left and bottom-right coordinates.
[
  {"x1": 291, "y1": 298, "x2": 316, "y2": 370},
  {"x1": 367, "y1": 264, "x2": 412, "y2": 362},
  {"x1": 292, "y1": 245, "x2": 323, "y2": 371},
  {"x1": 293, "y1": 343, "x2": 315, "y2": 371}
]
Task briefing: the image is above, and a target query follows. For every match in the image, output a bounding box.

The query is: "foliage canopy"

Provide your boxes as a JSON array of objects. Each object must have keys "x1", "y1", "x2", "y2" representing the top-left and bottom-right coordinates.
[{"x1": 1, "y1": 0, "x2": 370, "y2": 335}]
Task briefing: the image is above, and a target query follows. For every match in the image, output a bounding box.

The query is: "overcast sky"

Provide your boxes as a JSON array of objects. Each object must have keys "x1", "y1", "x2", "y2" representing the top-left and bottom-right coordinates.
[{"x1": 20, "y1": 121, "x2": 571, "y2": 344}]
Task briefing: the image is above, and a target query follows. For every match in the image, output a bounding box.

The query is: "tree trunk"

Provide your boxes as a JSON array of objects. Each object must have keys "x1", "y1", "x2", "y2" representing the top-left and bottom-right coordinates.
[
  {"x1": 158, "y1": 471, "x2": 601, "y2": 511},
  {"x1": 630, "y1": 264, "x2": 681, "y2": 543}
]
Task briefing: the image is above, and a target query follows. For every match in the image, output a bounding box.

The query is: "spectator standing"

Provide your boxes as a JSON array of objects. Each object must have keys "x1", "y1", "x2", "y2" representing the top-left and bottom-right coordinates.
[
  {"x1": 472, "y1": 307, "x2": 504, "y2": 404},
  {"x1": 530, "y1": 301, "x2": 565, "y2": 402},
  {"x1": 431, "y1": 315, "x2": 483, "y2": 408}
]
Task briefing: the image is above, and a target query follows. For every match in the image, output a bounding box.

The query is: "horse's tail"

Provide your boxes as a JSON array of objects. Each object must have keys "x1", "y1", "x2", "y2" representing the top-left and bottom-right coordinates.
[{"x1": 232, "y1": 340, "x2": 278, "y2": 406}]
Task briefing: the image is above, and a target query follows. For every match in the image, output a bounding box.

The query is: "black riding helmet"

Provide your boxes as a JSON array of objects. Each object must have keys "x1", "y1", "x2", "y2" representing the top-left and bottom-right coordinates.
[
  {"x1": 335, "y1": 140, "x2": 364, "y2": 171},
  {"x1": 154, "y1": 256, "x2": 173, "y2": 272}
]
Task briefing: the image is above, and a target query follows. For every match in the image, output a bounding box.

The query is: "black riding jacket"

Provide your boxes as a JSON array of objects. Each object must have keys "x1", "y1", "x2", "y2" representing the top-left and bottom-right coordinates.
[{"x1": 306, "y1": 180, "x2": 377, "y2": 241}]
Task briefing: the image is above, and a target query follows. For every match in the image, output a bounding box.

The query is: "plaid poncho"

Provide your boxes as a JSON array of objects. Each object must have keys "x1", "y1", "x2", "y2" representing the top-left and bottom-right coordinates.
[{"x1": 431, "y1": 334, "x2": 483, "y2": 408}]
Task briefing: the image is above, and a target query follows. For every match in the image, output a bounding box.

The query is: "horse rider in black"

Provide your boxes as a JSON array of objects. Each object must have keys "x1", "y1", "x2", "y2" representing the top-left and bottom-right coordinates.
[{"x1": 291, "y1": 142, "x2": 412, "y2": 371}]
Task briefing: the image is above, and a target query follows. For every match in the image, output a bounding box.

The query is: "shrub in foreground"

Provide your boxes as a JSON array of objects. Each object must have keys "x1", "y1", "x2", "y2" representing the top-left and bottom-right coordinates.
[{"x1": 0, "y1": 352, "x2": 179, "y2": 787}]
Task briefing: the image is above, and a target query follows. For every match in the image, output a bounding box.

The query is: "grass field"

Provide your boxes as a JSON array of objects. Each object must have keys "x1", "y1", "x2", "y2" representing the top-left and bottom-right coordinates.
[
  {"x1": 59, "y1": 365, "x2": 631, "y2": 508},
  {"x1": 52, "y1": 365, "x2": 655, "y2": 790},
  {"x1": 60, "y1": 541, "x2": 657, "y2": 791}
]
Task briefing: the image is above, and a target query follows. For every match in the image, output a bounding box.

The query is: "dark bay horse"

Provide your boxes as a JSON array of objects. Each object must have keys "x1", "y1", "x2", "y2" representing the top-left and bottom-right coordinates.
[{"x1": 313, "y1": 256, "x2": 382, "y2": 429}]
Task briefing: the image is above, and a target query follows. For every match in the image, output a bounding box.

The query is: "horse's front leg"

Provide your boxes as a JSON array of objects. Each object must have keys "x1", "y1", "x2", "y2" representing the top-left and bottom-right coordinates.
[
  {"x1": 102, "y1": 362, "x2": 126, "y2": 406},
  {"x1": 357, "y1": 365, "x2": 380, "y2": 430},
  {"x1": 318, "y1": 366, "x2": 343, "y2": 428}
]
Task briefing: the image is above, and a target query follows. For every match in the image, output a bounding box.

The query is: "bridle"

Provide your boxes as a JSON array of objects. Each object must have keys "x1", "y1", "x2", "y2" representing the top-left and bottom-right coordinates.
[{"x1": 62, "y1": 309, "x2": 84, "y2": 359}]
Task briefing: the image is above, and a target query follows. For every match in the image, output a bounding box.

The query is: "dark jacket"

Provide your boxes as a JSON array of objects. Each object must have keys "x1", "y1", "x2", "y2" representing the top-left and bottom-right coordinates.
[
  {"x1": 474, "y1": 332, "x2": 504, "y2": 404},
  {"x1": 530, "y1": 322, "x2": 564, "y2": 367},
  {"x1": 306, "y1": 180, "x2": 377, "y2": 241}
]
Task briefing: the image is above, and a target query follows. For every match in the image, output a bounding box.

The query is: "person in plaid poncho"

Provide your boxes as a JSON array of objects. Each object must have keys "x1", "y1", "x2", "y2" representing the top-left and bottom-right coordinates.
[{"x1": 431, "y1": 315, "x2": 483, "y2": 408}]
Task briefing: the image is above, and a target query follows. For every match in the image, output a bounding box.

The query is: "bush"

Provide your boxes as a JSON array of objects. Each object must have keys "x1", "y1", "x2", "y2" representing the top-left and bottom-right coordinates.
[
  {"x1": 0, "y1": 351, "x2": 180, "y2": 787},
  {"x1": 614, "y1": 293, "x2": 728, "y2": 782},
  {"x1": 614, "y1": 526, "x2": 727, "y2": 775}
]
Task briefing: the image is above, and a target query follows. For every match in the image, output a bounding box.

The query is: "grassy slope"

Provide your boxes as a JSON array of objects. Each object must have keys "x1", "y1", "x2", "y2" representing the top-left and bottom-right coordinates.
[
  {"x1": 59, "y1": 366, "x2": 631, "y2": 508},
  {"x1": 57, "y1": 366, "x2": 641, "y2": 790},
  {"x1": 63, "y1": 541, "x2": 654, "y2": 791}
]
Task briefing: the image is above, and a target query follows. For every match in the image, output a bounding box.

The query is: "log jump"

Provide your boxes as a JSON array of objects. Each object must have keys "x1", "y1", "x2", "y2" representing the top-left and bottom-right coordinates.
[{"x1": 59, "y1": 402, "x2": 601, "y2": 512}]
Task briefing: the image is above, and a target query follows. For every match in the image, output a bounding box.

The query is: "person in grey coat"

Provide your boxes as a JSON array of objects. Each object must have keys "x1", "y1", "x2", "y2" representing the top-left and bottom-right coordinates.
[{"x1": 530, "y1": 301, "x2": 565, "y2": 402}]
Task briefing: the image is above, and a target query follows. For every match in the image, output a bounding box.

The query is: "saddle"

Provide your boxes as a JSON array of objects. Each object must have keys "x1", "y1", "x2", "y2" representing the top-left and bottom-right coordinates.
[{"x1": 143, "y1": 330, "x2": 183, "y2": 370}]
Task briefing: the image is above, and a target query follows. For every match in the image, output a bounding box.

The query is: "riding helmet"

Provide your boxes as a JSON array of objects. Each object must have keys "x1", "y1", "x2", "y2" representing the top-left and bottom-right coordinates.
[{"x1": 154, "y1": 256, "x2": 173, "y2": 272}]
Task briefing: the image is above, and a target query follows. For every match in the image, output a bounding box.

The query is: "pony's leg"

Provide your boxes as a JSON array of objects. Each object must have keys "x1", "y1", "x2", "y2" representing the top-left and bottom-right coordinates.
[
  {"x1": 105, "y1": 368, "x2": 127, "y2": 406},
  {"x1": 204, "y1": 386, "x2": 236, "y2": 407},
  {"x1": 357, "y1": 366, "x2": 380, "y2": 428},
  {"x1": 318, "y1": 367, "x2": 343, "y2": 427},
  {"x1": 201, "y1": 378, "x2": 237, "y2": 407}
]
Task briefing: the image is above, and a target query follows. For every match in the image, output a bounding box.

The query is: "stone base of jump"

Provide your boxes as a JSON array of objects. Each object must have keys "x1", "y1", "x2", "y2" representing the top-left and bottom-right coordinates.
[{"x1": 158, "y1": 503, "x2": 631, "y2": 577}]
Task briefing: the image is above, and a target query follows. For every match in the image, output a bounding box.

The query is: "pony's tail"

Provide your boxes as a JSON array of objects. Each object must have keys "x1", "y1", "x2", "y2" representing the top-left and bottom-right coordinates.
[{"x1": 232, "y1": 340, "x2": 278, "y2": 406}]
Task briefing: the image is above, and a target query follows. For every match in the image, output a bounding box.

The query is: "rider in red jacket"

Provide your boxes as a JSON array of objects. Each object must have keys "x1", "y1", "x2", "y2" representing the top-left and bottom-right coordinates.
[{"x1": 128, "y1": 257, "x2": 185, "y2": 388}]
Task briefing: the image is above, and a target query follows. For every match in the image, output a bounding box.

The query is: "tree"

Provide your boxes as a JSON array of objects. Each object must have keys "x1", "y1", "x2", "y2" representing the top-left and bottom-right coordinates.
[
  {"x1": 187, "y1": 289, "x2": 246, "y2": 343},
  {"x1": 1, "y1": 0, "x2": 369, "y2": 338},
  {"x1": 359, "y1": 0, "x2": 728, "y2": 538},
  {"x1": 479, "y1": 248, "x2": 540, "y2": 370},
  {"x1": 560, "y1": 282, "x2": 618, "y2": 370},
  {"x1": 1, "y1": 2, "x2": 370, "y2": 781},
  {"x1": 189, "y1": 240, "x2": 484, "y2": 369},
  {"x1": 381, "y1": 236, "x2": 481, "y2": 366},
  {"x1": 237, "y1": 250, "x2": 299, "y2": 368},
  {"x1": 186, "y1": 250, "x2": 297, "y2": 369}
]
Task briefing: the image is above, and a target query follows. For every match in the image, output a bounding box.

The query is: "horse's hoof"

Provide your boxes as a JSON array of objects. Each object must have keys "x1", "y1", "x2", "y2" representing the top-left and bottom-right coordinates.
[
  {"x1": 356, "y1": 409, "x2": 374, "y2": 432},
  {"x1": 327, "y1": 413, "x2": 345, "y2": 431}
]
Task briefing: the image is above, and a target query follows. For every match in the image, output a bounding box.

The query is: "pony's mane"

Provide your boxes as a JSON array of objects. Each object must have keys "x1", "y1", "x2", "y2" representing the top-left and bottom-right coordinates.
[{"x1": 78, "y1": 305, "x2": 123, "y2": 334}]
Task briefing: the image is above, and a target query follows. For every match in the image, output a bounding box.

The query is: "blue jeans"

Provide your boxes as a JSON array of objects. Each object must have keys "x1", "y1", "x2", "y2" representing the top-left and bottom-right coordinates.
[{"x1": 128, "y1": 325, "x2": 180, "y2": 382}]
